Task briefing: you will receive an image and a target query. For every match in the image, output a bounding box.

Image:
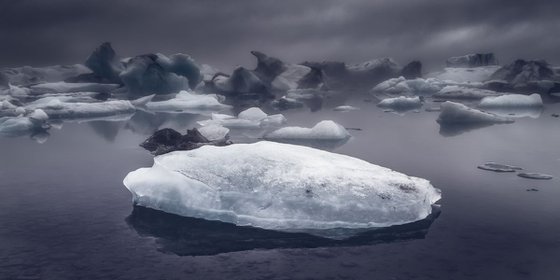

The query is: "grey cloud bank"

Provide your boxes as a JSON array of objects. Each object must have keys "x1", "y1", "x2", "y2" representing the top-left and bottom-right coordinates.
[{"x1": 1, "y1": 0, "x2": 559, "y2": 71}]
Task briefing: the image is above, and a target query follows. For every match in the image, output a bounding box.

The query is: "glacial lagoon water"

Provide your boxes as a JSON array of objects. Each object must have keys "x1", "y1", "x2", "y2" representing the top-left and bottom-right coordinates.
[{"x1": 1, "y1": 99, "x2": 560, "y2": 279}]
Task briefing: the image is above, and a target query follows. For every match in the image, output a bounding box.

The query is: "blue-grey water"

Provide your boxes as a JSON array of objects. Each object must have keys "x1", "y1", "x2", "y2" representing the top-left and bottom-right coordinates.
[{"x1": 1, "y1": 100, "x2": 560, "y2": 280}]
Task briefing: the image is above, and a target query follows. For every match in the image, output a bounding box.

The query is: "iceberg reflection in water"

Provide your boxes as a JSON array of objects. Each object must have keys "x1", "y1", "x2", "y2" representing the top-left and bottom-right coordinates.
[{"x1": 126, "y1": 205, "x2": 441, "y2": 256}]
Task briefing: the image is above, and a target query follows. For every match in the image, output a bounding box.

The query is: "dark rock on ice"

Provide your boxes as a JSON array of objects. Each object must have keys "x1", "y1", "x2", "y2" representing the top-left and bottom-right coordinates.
[
  {"x1": 446, "y1": 53, "x2": 498, "y2": 68},
  {"x1": 517, "y1": 172, "x2": 553, "y2": 180},
  {"x1": 140, "y1": 128, "x2": 231, "y2": 156}
]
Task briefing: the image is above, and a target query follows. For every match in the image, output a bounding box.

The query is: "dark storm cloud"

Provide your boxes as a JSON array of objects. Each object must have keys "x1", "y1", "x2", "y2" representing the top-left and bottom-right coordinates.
[{"x1": 1, "y1": 0, "x2": 559, "y2": 71}]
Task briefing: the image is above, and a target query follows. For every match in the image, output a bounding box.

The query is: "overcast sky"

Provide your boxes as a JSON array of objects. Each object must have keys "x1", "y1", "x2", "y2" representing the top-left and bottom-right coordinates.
[{"x1": 1, "y1": 0, "x2": 559, "y2": 71}]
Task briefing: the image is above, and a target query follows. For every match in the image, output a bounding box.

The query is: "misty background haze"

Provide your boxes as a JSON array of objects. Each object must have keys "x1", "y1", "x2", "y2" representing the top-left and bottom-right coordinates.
[{"x1": 1, "y1": 0, "x2": 559, "y2": 72}]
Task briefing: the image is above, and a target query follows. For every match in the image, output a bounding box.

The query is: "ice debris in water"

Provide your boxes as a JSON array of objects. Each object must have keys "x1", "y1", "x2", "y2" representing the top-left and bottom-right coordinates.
[
  {"x1": 517, "y1": 173, "x2": 553, "y2": 180},
  {"x1": 377, "y1": 96, "x2": 422, "y2": 110},
  {"x1": 265, "y1": 120, "x2": 350, "y2": 141},
  {"x1": 436, "y1": 101, "x2": 514, "y2": 124},
  {"x1": 123, "y1": 141, "x2": 441, "y2": 231},
  {"x1": 433, "y1": 85, "x2": 501, "y2": 100},
  {"x1": 197, "y1": 125, "x2": 230, "y2": 141},
  {"x1": 198, "y1": 107, "x2": 286, "y2": 128},
  {"x1": 477, "y1": 162, "x2": 523, "y2": 172},
  {"x1": 478, "y1": 94, "x2": 543, "y2": 108},
  {"x1": 0, "y1": 109, "x2": 49, "y2": 135},
  {"x1": 145, "y1": 91, "x2": 231, "y2": 113}
]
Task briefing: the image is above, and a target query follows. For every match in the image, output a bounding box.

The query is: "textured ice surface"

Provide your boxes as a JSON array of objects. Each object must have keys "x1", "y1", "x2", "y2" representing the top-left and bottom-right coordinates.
[
  {"x1": 437, "y1": 101, "x2": 514, "y2": 124},
  {"x1": 146, "y1": 91, "x2": 230, "y2": 113},
  {"x1": 371, "y1": 77, "x2": 444, "y2": 94},
  {"x1": 479, "y1": 94, "x2": 543, "y2": 108},
  {"x1": 123, "y1": 141, "x2": 441, "y2": 231},
  {"x1": 377, "y1": 96, "x2": 422, "y2": 110},
  {"x1": 265, "y1": 120, "x2": 350, "y2": 141},
  {"x1": 426, "y1": 66, "x2": 500, "y2": 83},
  {"x1": 0, "y1": 64, "x2": 91, "y2": 86},
  {"x1": 30, "y1": 82, "x2": 120, "y2": 94}
]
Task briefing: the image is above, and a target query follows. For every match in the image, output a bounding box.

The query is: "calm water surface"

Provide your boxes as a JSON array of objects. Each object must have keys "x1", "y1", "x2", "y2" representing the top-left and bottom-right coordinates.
[{"x1": 1, "y1": 99, "x2": 560, "y2": 279}]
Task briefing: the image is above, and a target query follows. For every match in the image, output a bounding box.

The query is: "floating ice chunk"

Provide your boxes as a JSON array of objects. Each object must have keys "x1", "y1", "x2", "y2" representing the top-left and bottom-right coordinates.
[
  {"x1": 30, "y1": 82, "x2": 120, "y2": 94},
  {"x1": 477, "y1": 162, "x2": 523, "y2": 172},
  {"x1": 123, "y1": 141, "x2": 441, "y2": 231},
  {"x1": 25, "y1": 96, "x2": 147, "y2": 120},
  {"x1": 146, "y1": 91, "x2": 230, "y2": 113},
  {"x1": 265, "y1": 120, "x2": 350, "y2": 141},
  {"x1": 4, "y1": 84, "x2": 31, "y2": 97},
  {"x1": 377, "y1": 96, "x2": 422, "y2": 110},
  {"x1": 0, "y1": 109, "x2": 49, "y2": 136},
  {"x1": 333, "y1": 105, "x2": 359, "y2": 112},
  {"x1": 433, "y1": 85, "x2": 501, "y2": 100},
  {"x1": 437, "y1": 102, "x2": 514, "y2": 124},
  {"x1": 517, "y1": 172, "x2": 553, "y2": 180},
  {"x1": 479, "y1": 94, "x2": 543, "y2": 108},
  {"x1": 198, "y1": 125, "x2": 230, "y2": 141},
  {"x1": 426, "y1": 66, "x2": 501, "y2": 83},
  {"x1": 238, "y1": 107, "x2": 268, "y2": 121},
  {"x1": 198, "y1": 107, "x2": 285, "y2": 129}
]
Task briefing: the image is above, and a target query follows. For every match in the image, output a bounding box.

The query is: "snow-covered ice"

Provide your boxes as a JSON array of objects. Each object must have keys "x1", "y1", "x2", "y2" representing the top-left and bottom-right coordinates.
[
  {"x1": 123, "y1": 141, "x2": 441, "y2": 232},
  {"x1": 371, "y1": 77, "x2": 444, "y2": 94},
  {"x1": 198, "y1": 107, "x2": 286, "y2": 129},
  {"x1": 436, "y1": 101, "x2": 514, "y2": 124}
]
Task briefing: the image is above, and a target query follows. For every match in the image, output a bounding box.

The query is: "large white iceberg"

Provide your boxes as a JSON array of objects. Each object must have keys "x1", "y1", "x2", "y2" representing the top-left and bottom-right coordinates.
[
  {"x1": 478, "y1": 93, "x2": 543, "y2": 108},
  {"x1": 437, "y1": 101, "x2": 514, "y2": 124},
  {"x1": 146, "y1": 91, "x2": 231, "y2": 113},
  {"x1": 123, "y1": 141, "x2": 441, "y2": 231}
]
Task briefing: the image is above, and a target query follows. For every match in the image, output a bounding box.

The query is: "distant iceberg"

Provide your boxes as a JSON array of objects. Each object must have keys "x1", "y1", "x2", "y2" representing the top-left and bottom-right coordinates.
[
  {"x1": 123, "y1": 141, "x2": 441, "y2": 232},
  {"x1": 146, "y1": 91, "x2": 231, "y2": 113}
]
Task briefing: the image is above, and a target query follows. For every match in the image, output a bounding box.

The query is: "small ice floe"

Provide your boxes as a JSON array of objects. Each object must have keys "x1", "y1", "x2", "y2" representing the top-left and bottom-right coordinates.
[
  {"x1": 526, "y1": 188, "x2": 539, "y2": 192},
  {"x1": 477, "y1": 162, "x2": 523, "y2": 172},
  {"x1": 426, "y1": 66, "x2": 501, "y2": 83},
  {"x1": 479, "y1": 94, "x2": 543, "y2": 108},
  {"x1": 145, "y1": 91, "x2": 231, "y2": 114},
  {"x1": 377, "y1": 96, "x2": 422, "y2": 111},
  {"x1": 333, "y1": 105, "x2": 359, "y2": 112},
  {"x1": 517, "y1": 173, "x2": 553, "y2": 180},
  {"x1": 123, "y1": 141, "x2": 441, "y2": 234},
  {"x1": 371, "y1": 77, "x2": 444, "y2": 95},
  {"x1": 264, "y1": 120, "x2": 351, "y2": 150},
  {"x1": 198, "y1": 107, "x2": 286, "y2": 129},
  {"x1": 433, "y1": 85, "x2": 501, "y2": 100},
  {"x1": 436, "y1": 102, "x2": 514, "y2": 124},
  {"x1": 29, "y1": 82, "x2": 120, "y2": 94}
]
